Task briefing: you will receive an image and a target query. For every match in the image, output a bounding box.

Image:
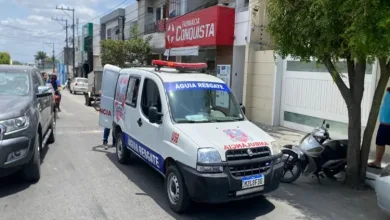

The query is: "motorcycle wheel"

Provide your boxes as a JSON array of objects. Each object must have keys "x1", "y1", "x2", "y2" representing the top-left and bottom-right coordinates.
[
  {"x1": 280, "y1": 151, "x2": 302, "y2": 183},
  {"x1": 93, "y1": 100, "x2": 100, "y2": 112}
]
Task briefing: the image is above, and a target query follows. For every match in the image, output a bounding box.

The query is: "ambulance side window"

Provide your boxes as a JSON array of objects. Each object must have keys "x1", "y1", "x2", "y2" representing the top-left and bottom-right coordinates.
[
  {"x1": 125, "y1": 77, "x2": 140, "y2": 107},
  {"x1": 141, "y1": 78, "x2": 162, "y2": 118}
]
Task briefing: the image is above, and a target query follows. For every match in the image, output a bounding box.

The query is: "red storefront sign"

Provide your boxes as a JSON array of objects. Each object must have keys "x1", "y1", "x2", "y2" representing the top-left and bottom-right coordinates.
[{"x1": 165, "y1": 6, "x2": 235, "y2": 49}]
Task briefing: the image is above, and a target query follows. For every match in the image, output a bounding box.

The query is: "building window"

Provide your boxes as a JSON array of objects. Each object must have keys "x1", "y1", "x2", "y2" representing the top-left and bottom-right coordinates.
[
  {"x1": 147, "y1": 7, "x2": 154, "y2": 13},
  {"x1": 286, "y1": 60, "x2": 373, "y2": 74},
  {"x1": 156, "y1": 7, "x2": 162, "y2": 21},
  {"x1": 244, "y1": 0, "x2": 249, "y2": 7},
  {"x1": 107, "y1": 28, "x2": 112, "y2": 39},
  {"x1": 169, "y1": 0, "x2": 180, "y2": 17}
]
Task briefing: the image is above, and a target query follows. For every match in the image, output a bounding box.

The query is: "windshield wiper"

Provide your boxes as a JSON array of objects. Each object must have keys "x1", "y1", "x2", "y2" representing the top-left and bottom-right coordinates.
[
  {"x1": 176, "y1": 119, "x2": 212, "y2": 123},
  {"x1": 211, "y1": 118, "x2": 244, "y2": 122}
]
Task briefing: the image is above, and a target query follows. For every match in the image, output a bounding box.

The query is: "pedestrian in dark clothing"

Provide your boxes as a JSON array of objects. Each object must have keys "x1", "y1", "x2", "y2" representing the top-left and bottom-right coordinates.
[{"x1": 103, "y1": 128, "x2": 116, "y2": 150}]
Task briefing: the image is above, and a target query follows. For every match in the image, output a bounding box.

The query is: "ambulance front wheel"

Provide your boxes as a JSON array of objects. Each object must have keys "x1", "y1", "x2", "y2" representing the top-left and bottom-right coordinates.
[
  {"x1": 115, "y1": 132, "x2": 130, "y2": 164},
  {"x1": 165, "y1": 165, "x2": 190, "y2": 213}
]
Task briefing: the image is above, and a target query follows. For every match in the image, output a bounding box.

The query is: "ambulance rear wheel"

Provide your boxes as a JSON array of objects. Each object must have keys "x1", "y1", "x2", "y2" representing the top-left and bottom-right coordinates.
[
  {"x1": 116, "y1": 132, "x2": 130, "y2": 164},
  {"x1": 165, "y1": 165, "x2": 190, "y2": 213}
]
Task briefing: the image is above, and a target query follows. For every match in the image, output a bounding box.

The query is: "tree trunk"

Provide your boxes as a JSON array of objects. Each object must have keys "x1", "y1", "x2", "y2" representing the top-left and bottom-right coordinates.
[
  {"x1": 345, "y1": 103, "x2": 362, "y2": 187},
  {"x1": 359, "y1": 60, "x2": 390, "y2": 182}
]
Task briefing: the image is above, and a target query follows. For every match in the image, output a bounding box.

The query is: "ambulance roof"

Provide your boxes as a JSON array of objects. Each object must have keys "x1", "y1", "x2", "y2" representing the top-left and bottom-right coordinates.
[{"x1": 125, "y1": 67, "x2": 225, "y2": 84}]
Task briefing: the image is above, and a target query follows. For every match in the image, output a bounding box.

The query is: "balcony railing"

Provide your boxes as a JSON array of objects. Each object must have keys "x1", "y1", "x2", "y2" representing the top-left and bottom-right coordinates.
[{"x1": 144, "y1": 19, "x2": 166, "y2": 35}]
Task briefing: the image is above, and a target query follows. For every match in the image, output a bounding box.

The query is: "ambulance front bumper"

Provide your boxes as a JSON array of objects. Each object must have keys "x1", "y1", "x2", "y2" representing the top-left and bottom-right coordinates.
[{"x1": 177, "y1": 153, "x2": 284, "y2": 204}]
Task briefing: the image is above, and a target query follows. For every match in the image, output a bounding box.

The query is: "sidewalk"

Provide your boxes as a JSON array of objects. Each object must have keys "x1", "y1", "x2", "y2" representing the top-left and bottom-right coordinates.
[{"x1": 255, "y1": 122, "x2": 390, "y2": 166}]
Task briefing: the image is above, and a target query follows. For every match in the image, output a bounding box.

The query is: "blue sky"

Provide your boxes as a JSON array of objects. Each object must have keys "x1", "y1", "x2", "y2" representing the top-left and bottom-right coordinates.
[{"x1": 0, "y1": 0, "x2": 134, "y2": 63}]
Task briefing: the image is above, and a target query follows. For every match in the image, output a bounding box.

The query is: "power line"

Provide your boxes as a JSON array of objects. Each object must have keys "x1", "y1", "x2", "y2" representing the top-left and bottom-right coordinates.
[
  {"x1": 52, "y1": 17, "x2": 70, "y2": 75},
  {"x1": 0, "y1": 23, "x2": 63, "y2": 35},
  {"x1": 78, "y1": 0, "x2": 131, "y2": 26},
  {"x1": 56, "y1": 5, "x2": 75, "y2": 78}
]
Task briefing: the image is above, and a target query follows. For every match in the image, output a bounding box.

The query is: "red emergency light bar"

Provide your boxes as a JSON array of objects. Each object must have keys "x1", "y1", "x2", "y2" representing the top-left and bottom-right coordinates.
[{"x1": 152, "y1": 60, "x2": 207, "y2": 71}]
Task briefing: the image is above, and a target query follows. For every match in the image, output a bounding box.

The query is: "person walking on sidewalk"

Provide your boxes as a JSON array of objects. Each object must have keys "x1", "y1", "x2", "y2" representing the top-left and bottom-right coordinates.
[
  {"x1": 103, "y1": 128, "x2": 116, "y2": 150},
  {"x1": 368, "y1": 87, "x2": 390, "y2": 169}
]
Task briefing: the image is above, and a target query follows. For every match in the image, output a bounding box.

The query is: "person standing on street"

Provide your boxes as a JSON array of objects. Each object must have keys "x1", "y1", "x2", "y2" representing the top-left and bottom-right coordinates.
[
  {"x1": 103, "y1": 128, "x2": 116, "y2": 150},
  {"x1": 368, "y1": 87, "x2": 390, "y2": 169}
]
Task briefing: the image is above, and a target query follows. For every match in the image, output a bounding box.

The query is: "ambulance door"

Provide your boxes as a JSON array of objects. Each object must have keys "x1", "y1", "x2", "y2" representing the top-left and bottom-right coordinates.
[
  {"x1": 99, "y1": 64, "x2": 121, "y2": 129},
  {"x1": 129, "y1": 73, "x2": 166, "y2": 174},
  {"x1": 113, "y1": 73, "x2": 130, "y2": 129}
]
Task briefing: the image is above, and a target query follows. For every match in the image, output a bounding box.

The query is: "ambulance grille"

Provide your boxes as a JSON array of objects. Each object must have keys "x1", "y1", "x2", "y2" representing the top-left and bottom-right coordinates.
[
  {"x1": 229, "y1": 162, "x2": 272, "y2": 178},
  {"x1": 226, "y1": 147, "x2": 271, "y2": 178},
  {"x1": 225, "y1": 147, "x2": 270, "y2": 161}
]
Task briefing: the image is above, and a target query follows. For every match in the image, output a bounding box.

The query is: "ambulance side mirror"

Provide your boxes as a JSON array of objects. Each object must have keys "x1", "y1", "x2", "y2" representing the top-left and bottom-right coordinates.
[{"x1": 149, "y1": 106, "x2": 163, "y2": 124}]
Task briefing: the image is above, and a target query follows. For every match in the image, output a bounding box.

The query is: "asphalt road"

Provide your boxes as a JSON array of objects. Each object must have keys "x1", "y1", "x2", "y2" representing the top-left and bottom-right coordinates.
[{"x1": 0, "y1": 91, "x2": 388, "y2": 220}]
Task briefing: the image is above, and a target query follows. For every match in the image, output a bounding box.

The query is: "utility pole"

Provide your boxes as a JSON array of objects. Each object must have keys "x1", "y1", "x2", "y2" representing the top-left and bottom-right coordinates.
[
  {"x1": 56, "y1": 6, "x2": 75, "y2": 78},
  {"x1": 52, "y1": 17, "x2": 69, "y2": 77},
  {"x1": 44, "y1": 42, "x2": 55, "y2": 73}
]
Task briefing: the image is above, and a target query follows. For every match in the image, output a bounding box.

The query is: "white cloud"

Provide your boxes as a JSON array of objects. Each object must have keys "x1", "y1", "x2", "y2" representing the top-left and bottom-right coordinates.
[{"x1": 0, "y1": 0, "x2": 113, "y2": 62}]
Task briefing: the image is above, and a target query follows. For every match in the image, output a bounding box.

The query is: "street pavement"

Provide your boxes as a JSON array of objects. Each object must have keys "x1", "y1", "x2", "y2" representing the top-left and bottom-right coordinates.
[{"x1": 0, "y1": 91, "x2": 388, "y2": 220}]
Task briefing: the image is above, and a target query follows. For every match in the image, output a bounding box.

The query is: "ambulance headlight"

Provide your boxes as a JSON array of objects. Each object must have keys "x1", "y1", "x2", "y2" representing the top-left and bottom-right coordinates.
[
  {"x1": 271, "y1": 141, "x2": 283, "y2": 164},
  {"x1": 196, "y1": 148, "x2": 223, "y2": 173}
]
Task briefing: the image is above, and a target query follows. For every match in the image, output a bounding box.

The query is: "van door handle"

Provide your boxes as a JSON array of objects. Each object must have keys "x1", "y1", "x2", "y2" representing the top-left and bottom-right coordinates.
[{"x1": 137, "y1": 118, "x2": 142, "y2": 127}]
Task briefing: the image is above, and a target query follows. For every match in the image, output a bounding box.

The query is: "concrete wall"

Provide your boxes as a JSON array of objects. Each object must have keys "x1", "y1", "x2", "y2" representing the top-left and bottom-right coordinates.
[
  {"x1": 243, "y1": 48, "x2": 276, "y2": 125},
  {"x1": 92, "y1": 23, "x2": 102, "y2": 69},
  {"x1": 232, "y1": 46, "x2": 245, "y2": 103},
  {"x1": 137, "y1": 0, "x2": 147, "y2": 34},
  {"x1": 124, "y1": 3, "x2": 138, "y2": 39},
  {"x1": 234, "y1": 10, "x2": 250, "y2": 46}
]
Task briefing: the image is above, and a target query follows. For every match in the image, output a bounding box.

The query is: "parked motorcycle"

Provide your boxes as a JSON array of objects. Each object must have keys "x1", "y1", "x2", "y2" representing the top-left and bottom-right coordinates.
[{"x1": 280, "y1": 120, "x2": 348, "y2": 184}]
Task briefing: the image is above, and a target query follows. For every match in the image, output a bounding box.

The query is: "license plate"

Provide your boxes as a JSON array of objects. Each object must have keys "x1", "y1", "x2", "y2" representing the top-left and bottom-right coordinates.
[{"x1": 242, "y1": 174, "x2": 264, "y2": 189}]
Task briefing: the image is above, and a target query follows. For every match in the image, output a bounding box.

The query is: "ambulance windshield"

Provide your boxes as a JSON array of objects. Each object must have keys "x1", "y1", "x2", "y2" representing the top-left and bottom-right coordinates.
[{"x1": 165, "y1": 81, "x2": 244, "y2": 123}]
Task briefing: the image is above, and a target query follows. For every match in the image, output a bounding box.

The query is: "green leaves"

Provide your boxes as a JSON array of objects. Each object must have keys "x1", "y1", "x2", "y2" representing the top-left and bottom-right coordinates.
[
  {"x1": 34, "y1": 51, "x2": 47, "y2": 62},
  {"x1": 267, "y1": 0, "x2": 390, "y2": 61},
  {"x1": 0, "y1": 52, "x2": 11, "y2": 64},
  {"x1": 100, "y1": 26, "x2": 151, "y2": 68}
]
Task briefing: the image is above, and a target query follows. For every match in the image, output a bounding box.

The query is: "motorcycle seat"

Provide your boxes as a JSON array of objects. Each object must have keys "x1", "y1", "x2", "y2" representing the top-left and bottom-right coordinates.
[{"x1": 321, "y1": 140, "x2": 348, "y2": 159}]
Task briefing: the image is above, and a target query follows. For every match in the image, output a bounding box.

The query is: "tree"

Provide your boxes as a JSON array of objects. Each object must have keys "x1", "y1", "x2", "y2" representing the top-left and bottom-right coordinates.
[
  {"x1": 46, "y1": 56, "x2": 57, "y2": 63},
  {"x1": 12, "y1": 61, "x2": 23, "y2": 65},
  {"x1": 266, "y1": 0, "x2": 390, "y2": 187},
  {"x1": 100, "y1": 25, "x2": 151, "y2": 68},
  {"x1": 100, "y1": 39, "x2": 126, "y2": 67},
  {"x1": 34, "y1": 51, "x2": 47, "y2": 70},
  {"x1": 0, "y1": 52, "x2": 11, "y2": 64}
]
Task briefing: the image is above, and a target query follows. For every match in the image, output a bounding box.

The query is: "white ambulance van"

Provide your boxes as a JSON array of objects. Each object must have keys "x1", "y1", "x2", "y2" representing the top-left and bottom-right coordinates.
[{"x1": 99, "y1": 60, "x2": 284, "y2": 213}]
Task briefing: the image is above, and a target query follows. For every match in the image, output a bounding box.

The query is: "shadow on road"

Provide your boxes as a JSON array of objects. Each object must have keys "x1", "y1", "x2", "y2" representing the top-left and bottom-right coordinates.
[
  {"x1": 0, "y1": 144, "x2": 51, "y2": 199},
  {"x1": 268, "y1": 177, "x2": 388, "y2": 220},
  {"x1": 102, "y1": 151, "x2": 275, "y2": 220}
]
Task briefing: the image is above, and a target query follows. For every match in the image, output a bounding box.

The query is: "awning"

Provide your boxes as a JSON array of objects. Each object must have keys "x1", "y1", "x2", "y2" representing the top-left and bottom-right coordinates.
[{"x1": 164, "y1": 46, "x2": 199, "y2": 56}]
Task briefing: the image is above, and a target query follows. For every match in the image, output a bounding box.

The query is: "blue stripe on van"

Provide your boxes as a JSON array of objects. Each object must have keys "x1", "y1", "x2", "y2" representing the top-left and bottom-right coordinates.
[{"x1": 123, "y1": 133, "x2": 165, "y2": 174}]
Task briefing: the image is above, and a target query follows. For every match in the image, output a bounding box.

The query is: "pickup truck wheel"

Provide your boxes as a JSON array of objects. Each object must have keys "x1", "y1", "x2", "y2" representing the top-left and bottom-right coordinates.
[
  {"x1": 22, "y1": 132, "x2": 41, "y2": 182},
  {"x1": 47, "y1": 116, "x2": 56, "y2": 144},
  {"x1": 165, "y1": 165, "x2": 190, "y2": 213},
  {"x1": 116, "y1": 132, "x2": 130, "y2": 164}
]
